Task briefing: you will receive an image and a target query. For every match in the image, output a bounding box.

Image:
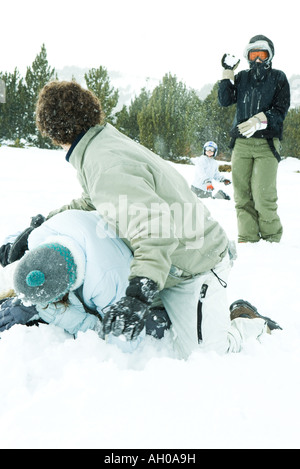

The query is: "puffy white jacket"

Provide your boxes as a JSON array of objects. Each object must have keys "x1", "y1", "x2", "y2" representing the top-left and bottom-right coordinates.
[
  {"x1": 27, "y1": 210, "x2": 144, "y2": 350},
  {"x1": 192, "y1": 155, "x2": 225, "y2": 191}
]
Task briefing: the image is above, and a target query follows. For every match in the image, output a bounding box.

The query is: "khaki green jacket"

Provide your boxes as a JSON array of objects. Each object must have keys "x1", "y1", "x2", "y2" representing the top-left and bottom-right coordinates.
[{"x1": 49, "y1": 124, "x2": 228, "y2": 290}]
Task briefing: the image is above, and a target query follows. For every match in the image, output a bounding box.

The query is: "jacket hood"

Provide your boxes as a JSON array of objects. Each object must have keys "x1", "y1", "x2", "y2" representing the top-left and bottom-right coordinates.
[{"x1": 243, "y1": 35, "x2": 275, "y2": 64}]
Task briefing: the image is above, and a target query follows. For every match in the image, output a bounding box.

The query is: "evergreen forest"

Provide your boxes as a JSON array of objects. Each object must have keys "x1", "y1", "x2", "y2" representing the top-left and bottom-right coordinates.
[{"x1": 1, "y1": 45, "x2": 299, "y2": 161}]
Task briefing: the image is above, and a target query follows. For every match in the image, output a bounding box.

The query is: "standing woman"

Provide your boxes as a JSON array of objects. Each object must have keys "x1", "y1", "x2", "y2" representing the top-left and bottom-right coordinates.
[{"x1": 219, "y1": 35, "x2": 290, "y2": 243}]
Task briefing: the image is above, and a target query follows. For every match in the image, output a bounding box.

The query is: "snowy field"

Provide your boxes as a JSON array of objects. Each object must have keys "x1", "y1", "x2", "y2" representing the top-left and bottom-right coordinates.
[{"x1": 0, "y1": 145, "x2": 300, "y2": 449}]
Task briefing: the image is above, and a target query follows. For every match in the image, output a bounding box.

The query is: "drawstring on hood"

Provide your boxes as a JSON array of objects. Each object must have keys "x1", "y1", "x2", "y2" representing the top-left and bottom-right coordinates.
[{"x1": 250, "y1": 60, "x2": 271, "y2": 81}]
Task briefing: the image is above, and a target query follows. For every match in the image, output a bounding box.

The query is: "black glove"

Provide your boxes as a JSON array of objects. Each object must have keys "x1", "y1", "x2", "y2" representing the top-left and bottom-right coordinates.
[
  {"x1": 7, "y1": 213, "x2": 46, "y2": 264},
  {"x1": 0, "y1": 243, "x2": 13, "y2": 267},
  {"x1": 145, "y1": 307, "x2": 172, "y2": 339},
  {"x1": 102, "y1": 276, "x2": 158, "y2": 340},
  {"x1": 221, "y1": 53, "x2": 240, "y2": 70},
  {"x1": 0, "y1": 297, "x2": 38, "y2": 332}
]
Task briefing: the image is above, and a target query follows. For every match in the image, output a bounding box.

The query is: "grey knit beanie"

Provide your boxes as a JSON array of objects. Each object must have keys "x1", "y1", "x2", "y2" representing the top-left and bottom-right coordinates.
[{"x1": 13, "y1": 242, "x2": 78, "y2": 306}]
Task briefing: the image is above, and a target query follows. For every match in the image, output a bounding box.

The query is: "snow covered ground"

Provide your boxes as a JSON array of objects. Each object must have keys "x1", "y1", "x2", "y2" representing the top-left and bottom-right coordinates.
[{"x1": 0, "y1": 145, "x2": 300, "y2": 449}]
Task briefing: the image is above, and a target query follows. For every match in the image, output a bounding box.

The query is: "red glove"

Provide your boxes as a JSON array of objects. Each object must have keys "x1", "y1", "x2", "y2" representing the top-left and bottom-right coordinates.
[
  {"x1": 223, "y1": 179, "x2": 231, "y2": 185},
  {"x1": 206, "y1": 184, "x2": 214, "y2": 191}
]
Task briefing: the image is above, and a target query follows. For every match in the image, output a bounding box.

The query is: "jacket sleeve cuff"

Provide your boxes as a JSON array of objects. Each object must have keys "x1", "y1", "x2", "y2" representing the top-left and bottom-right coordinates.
[{"x1": 222, "y1": 69, "x2": 235, "y2": 81}]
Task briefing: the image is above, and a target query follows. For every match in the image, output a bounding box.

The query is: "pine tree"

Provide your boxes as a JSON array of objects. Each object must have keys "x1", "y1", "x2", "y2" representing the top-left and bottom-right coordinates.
[
  {"x1": 84, "y1": 66, "x2": 119, "y2": 123},
  {"x1": 0, "y1": 79, "x2": 5, "y2": 104},
  {"x1": 198, "y1": 83, "x2": 236, "y2": 159},
  {"x1": 115, "y1": 87, "x2": 150, "y2": 141},
  {"x1": 114, "y1": 105, "x2": 130, "y2": 134},
  {"x1": 282, "y1": 108, "x2": 300, "y2": 158},
  {"x1": 138, "y1": 73, "x2": 201, "y2": 160},
  {"x1": 24, "y1": 44, "x2": 56, "y2": 147},
  {"x1": 0, "y1": 69, "x2": 27, "y2": 143}
]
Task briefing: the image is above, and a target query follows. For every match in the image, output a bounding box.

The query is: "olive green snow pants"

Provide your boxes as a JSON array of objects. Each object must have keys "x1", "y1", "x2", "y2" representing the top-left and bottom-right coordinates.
[{"x1": 231, "y1": 138, "x2": 282, "y2": 243}]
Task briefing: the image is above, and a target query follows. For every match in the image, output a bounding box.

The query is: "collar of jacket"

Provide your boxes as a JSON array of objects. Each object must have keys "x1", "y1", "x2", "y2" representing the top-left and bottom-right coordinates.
[
  {"x1": 66, "y1": 125, "x2": 106, "y2": 165},
  {"x1": 65, "y1": 131, "x2": 86, "y2": 162},
  {"x1": 249, "y1": 62, "x2": 272, "y2": 82}
]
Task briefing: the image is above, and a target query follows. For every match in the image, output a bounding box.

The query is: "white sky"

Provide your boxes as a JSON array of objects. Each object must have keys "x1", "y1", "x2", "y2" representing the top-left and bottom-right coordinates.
[{"x1": 1, "y1": 0, "x2": 299, "y2": 91}]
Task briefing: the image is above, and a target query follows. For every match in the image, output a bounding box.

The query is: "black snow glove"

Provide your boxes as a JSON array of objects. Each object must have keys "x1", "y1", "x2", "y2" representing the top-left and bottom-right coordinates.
[
  {"x1": 145, "y1": 307, "x2": 172, "y2": 339},
  {"x1": 221, "y1": 53, "x2": 240, "y2": 70},
  {"x1": 0, "y1": 243, "x2": 13, "y2": 267},
  {"x1": 6, "y1": 213, "x2": 46, "y2": 265},
  {"x1": 0, "y1": 297, "x2": 38, "y2": 332},
  {"x1": 102, "y1": 276, "x2": 158, "y2": 341},
  {"x1": 221, "y1": 54, "x2": 240, "y2": 81}
]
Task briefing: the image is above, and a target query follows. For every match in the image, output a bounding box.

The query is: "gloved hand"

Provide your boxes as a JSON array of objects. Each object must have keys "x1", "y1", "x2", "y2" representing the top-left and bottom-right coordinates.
[
  {"x1": 145, "y1": 307, "x2": 172, "y2": 339},
  {"x1": 0, "y1": 243, "x2": 13, "y2": 267},
  {"x1": 223, "y1": 179, "x2": 231, "y2": 185},
  {"x1": 221, "y1": 53, "x2": 240, "y2": 70},
  {"x1": 238, "y1": 112, "x2": 268, "y2": 138},
  {"x1": 6, "y1": 214, "x2": 45, "y2": 265},
  {"x1": 102, "y1": 276, "x2": 158, "y2": 340},
  {"x1": 0, "y1": 297, "x2": 38, "y2": 332},
  {"x1": 206, "y1": 183, "x2": 214, "y2": 191},
  {"x1": 221, "y1": 53, "x2": 240, "y2": 80}
]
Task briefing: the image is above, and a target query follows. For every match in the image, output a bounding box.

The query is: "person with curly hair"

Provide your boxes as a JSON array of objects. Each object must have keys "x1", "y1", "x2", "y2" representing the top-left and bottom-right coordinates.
[{"x1": 36, "y1": 80, "x2": 105, "y2": 146}]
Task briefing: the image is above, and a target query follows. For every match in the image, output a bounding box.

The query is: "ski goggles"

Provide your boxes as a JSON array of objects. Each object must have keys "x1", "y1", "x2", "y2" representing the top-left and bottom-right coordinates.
[
  {"x1": 248, "y1": 50, "x2": 269, "y2": 62},
  {"x1": 205, "y1": 146, "x2": 216, "y2": 153}
]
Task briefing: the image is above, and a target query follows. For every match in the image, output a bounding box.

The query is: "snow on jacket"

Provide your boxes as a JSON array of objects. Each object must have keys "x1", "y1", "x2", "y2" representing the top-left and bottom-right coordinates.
[
  {"x1": 218, "y1": 66, "x2": 290, "y2": 141},
  {"x1": 192, "y1": 155, "x2": 225, "y2": 191},
  {"x1": 48, "y1": 123, "x2": 229, "y2": 290},
  {"x1": 27, "y1": 210, "x2": 137, "y2": 345}
]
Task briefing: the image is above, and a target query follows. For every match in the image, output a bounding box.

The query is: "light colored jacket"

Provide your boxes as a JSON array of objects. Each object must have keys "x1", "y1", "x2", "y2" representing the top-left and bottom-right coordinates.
[
  {"x1": 28, "y1": 210, "x2": 135, "y2": 343},
  {"x1": 192, "y1": 155, "x2": 225, "y2": 191},
  {"x1": 48, "y1": 124, "x2": 229, "y2": 290}
]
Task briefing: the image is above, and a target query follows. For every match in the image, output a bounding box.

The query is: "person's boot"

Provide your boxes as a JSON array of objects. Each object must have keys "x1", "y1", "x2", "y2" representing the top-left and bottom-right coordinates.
[
  {"x1": 213, "y1": 190, "x2": 230, "y2": 200},
  {"x1": 229, "y1": 299, "x2": 282, "y2": 331}
]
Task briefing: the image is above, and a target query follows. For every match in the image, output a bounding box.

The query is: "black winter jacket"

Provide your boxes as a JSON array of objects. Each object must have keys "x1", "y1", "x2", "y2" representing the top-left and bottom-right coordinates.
[{"x1": 218, "y1": 66, "x2": 290, "y2": 142}]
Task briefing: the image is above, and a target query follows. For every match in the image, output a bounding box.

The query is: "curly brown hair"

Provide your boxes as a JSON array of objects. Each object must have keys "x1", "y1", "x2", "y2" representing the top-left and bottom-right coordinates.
[{"x1": 36, "y1": 81, "x2": 105, "y2": 145}]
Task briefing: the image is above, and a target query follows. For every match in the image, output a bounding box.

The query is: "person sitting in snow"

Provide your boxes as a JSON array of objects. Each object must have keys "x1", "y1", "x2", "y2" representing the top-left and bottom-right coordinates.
[
  {"x1": 191, "y1": 141, "x2": 231, "y2": 200},
  {"x1": 0, "y1": 81, "x2": 282, "y2": 358}
]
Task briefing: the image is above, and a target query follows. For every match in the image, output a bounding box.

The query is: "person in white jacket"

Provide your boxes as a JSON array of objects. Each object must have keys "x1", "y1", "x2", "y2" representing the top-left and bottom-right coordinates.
[
  {"x1": 2, "y1": 210, "x2": 171, "y2": 352},
  {"x1": 191, "y1": 141, "x2": 231, "y2": 199},
  {"x1": 0, "y1": 209, "x2": 282, "y2": 358}
]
